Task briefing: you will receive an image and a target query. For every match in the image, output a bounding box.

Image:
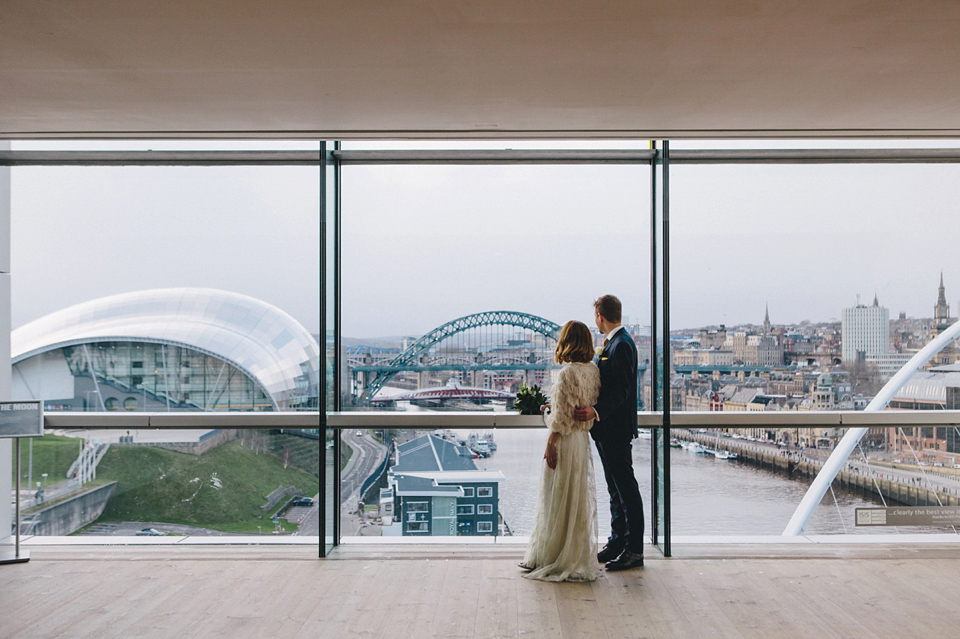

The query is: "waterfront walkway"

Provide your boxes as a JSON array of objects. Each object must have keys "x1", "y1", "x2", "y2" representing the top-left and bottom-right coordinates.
[
  {"x1": 680, "y1": 429, "x2": 960, "y2": 506},
  {"x1": 3, "y1": 540, "x2": 960, "y2": 638}
]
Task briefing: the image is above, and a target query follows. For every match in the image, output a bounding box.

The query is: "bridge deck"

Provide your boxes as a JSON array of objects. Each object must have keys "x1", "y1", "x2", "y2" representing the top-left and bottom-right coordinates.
[{"x1": 3, "y1": 541, "x2": 959, "y2": 638}]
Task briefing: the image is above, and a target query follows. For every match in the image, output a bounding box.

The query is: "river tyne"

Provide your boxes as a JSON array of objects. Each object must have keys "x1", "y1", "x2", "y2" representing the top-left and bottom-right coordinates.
[{"x1": 461, "y1": 428, "x2": 933, "y2": 538}]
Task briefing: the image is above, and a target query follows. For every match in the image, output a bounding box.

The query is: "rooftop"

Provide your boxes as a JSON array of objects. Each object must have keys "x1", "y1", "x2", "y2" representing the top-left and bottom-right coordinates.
[{"x1": 393, "y1": 434, "x2": 480, "y2": 473}]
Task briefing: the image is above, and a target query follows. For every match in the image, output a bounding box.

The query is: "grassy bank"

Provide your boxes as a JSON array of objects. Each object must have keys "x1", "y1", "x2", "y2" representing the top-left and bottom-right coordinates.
[
  {"x1": 95, "y1": 439, "x2": 319, "y2": 533},
  {"x1": 11, "y1": 434, "x2": 80, "y2": 485}
]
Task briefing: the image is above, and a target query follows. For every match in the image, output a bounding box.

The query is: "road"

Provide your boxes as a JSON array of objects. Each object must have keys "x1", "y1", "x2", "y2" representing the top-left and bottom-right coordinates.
[{"x1": 340, "y1": 430, "x2": 387, "y2": 507}]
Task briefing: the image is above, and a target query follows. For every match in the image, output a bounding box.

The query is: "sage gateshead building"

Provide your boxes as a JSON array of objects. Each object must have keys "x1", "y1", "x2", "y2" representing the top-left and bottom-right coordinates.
[{"x1": 10, "y1": 288, "x2": 320, "y2": 412}]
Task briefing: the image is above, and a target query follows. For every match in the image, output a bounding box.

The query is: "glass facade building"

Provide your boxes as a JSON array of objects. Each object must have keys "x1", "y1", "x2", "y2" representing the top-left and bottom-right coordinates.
[{"x1": 12, "y1": 287, "x2": 320, "y2": 412}]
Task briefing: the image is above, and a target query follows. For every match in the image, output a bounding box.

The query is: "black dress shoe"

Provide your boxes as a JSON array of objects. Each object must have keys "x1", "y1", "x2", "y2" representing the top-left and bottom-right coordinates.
[
  {"x1": 605, "y1": 550, "x2": 644, "y2": 571},
  {"x1": 597, "y1": 544, "x2": 624, "y2": 563}
]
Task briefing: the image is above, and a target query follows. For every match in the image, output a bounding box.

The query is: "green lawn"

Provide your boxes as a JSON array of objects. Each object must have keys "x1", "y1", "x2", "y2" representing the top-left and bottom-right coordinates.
[
  {"x1": 11, "y1": 434, "x2": 81, "y2": 486},
  {"x1": 94, "y1": 439, "x2": 320, "y2": 533}
]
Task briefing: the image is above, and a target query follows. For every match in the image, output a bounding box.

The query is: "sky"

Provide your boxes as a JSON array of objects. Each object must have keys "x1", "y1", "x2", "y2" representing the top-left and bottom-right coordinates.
[{"x1": 9, "y1": 139, "x2": 960, "y2": 339}]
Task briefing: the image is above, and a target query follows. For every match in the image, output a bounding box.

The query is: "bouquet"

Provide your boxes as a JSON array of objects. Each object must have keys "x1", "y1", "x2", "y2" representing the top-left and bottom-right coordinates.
[{"x1": 514, "y1": 383, "x2": 548, "y2": 415}]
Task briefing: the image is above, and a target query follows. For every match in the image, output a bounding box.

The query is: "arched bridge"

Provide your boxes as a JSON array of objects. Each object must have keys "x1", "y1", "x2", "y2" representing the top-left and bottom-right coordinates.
[{"x1": 357, "y1": 311, "x2": 562, "y2": 402}]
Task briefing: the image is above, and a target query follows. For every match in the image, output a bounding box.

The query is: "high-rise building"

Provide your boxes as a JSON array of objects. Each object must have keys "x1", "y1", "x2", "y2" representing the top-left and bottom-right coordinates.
[{"x1": 841, "y1": 295, "x2": 890, "y2": 364}]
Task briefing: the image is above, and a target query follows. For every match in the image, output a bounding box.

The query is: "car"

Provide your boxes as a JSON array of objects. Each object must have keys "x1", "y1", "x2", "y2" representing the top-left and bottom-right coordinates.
[
  {"x1": 356, "y1": 431, "x2": 363, "y2": 437},
  {"x1": 292, "y1": 497, "x2": 314, "y2": 507},
  {"x1": 136, "y1": 528, "x2": 164, "y2": 536}
]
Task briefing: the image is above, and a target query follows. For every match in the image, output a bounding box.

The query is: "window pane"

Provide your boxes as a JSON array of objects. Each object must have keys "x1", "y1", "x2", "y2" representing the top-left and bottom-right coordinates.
[
  {"x1": 670, "y1": 152, "x2": 960, "y2": 535},
  {"x1": 337, "y1": 156, "x2": 651, "y2": 540}
]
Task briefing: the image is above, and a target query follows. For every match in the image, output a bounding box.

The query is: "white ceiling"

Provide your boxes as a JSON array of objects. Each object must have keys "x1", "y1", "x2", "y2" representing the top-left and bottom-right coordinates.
[{"x1": 3, "y1": 1, "x2": 960, "y2": 139}]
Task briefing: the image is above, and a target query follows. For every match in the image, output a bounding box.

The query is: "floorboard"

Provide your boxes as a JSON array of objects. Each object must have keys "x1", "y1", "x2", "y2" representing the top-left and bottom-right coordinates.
[{"x1": 4, "y1": 544, "x2": 960, "y2": 638}]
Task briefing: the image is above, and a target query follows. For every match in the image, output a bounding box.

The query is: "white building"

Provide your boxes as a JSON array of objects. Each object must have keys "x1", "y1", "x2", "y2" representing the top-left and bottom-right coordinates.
[
  {"x1": 866, "y1": 351, "x2": 915, "y2": 381},
  {"x1": 841, "y1": 296, "x2": 890, "y2": 364}
]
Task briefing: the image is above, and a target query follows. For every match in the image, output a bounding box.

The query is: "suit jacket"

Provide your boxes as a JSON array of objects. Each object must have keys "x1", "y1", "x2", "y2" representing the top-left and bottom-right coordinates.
[{"x1": 590, "y1": 327, "x2": 639, "y2": 442}]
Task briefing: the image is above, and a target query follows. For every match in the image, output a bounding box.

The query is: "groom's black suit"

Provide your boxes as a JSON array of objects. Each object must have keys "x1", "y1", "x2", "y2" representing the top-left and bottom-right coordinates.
[{"x1": 590, "y1": 327, "x2": 644, "y2": 554}]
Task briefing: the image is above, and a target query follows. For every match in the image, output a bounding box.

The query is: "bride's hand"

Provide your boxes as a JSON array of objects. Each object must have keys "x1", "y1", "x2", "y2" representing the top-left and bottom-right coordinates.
[
  {"x1": 544, "y1": 441, "x2": 558, "y2": 469},
  {"x1": 544, "y1": 432, "x2": 560, "y2": 469}
]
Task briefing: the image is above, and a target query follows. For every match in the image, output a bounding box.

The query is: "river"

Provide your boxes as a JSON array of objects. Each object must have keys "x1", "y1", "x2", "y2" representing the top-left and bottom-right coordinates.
[{"x1": 463, "y1": 428, "x2": 915, "y2": 537}]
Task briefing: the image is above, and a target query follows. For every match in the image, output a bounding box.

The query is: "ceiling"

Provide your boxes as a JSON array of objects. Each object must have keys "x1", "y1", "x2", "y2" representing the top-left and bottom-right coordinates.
[{"x1": 3, "y1": 1, "x2": 960, "y2": 140}]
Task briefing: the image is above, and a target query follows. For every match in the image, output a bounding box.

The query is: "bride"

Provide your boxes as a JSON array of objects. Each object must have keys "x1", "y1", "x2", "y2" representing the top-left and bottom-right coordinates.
[{"x1": 520, "y1": 320, "x2": 601, "y2": 582}]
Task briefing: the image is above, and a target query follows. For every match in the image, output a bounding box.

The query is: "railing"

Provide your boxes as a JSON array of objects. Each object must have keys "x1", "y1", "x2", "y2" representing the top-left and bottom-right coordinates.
[
  {"x1": 44, "y1": 412, "x2": 321, "y2": 429},
  {"x1": 329, "y1": 409, "x2": 960, "y2": 428}
]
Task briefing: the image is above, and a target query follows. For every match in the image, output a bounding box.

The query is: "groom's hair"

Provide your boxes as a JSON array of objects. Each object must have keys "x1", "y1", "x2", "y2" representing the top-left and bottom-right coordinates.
[{"x1": 594, "y1": 295, "x2": 622, "y2": 323}]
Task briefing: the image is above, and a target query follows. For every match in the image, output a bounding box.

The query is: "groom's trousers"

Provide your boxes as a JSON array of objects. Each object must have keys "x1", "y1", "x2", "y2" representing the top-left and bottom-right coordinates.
[{"x1": 596, "y1": 438, "x2": 645, "y2": 553}]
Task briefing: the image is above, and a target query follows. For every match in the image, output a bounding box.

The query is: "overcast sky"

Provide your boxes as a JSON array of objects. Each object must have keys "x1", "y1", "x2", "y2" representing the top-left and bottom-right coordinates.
[{"x1": 10, "y1": 139, "x2": 960, "y2": 338}]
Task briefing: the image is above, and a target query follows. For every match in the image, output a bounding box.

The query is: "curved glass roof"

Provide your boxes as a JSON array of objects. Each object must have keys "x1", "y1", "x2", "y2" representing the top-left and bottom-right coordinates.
[{"x1": 12, "y1": 288, "x2": 320, "y2": 410}]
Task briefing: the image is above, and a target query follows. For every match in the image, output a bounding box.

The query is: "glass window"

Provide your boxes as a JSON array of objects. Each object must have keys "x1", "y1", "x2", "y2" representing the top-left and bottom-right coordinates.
[
  {"x1": 477, "y1": 504, "x2": 493, "y2": 515},
  {"x1": 462, "y1": 487, "x2": 474, "y2": 498},
  {"x1": 477, "y1": 521, "x2": 493, "y2": 533},
  {"x1": 456, "y1": 504, "x2": 474, "y2": 515},
  {"x1": 407, "y1": 501, "x2": 428, "y2": 512},
  {"x1": 477, "y1": 487, "x2": 493, "y2": 498},
  {"x1": 340, "y1": 160, "x2": 648, "y2": 411}
]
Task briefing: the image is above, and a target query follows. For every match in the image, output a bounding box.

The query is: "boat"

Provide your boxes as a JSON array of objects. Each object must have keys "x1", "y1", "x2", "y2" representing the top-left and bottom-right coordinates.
[
  {"x1": 710, "y1": 430, "x2": 737, "y2": 460},
  {"x1": 468, "y1": 432, "x2": 492, "y2": 457},
  {"x1": 669, "y1": 438, "x2": 683, "y2": 449},
  {"x1": 712, "y1": 449, "x2": 738, "y2": 460},
  {"x1": 687, "y1": 442, "x2": 708, "y2": 454}
]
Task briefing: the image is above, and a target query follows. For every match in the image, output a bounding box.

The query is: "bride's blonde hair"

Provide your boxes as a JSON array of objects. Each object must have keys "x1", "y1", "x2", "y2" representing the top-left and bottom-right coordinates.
[{"x1": 554, "y1": 320, "x2": 595, "y2": 364}]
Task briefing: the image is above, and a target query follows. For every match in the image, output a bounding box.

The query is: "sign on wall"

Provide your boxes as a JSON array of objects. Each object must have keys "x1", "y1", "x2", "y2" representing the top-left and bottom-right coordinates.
[
  {"x1": 0, "y1": 401, "x2": 43, "y2": 438},
  {"x1": 856, "y1": 506, "x2": 960, "y2": 527}
]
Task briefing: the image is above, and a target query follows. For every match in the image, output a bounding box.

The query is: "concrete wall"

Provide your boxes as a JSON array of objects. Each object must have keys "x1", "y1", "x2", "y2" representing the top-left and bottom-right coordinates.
[
  {"x1": 1, "y1": 140, "x2": 10, "y2": 543},
  {"x1": 24, "y1": 482, "x2": 117, "y2": 536}
]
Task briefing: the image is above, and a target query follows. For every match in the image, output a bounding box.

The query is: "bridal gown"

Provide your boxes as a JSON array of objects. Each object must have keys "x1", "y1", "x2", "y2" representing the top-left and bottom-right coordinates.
[{"x1": 521, "y1": 361, "x2": 601, "y2": 582}]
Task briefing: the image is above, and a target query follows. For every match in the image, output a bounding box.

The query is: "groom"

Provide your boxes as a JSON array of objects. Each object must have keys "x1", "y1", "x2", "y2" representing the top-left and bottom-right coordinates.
[{"x1": 574, "y1": 295, "x2": 645, "y2": 570}]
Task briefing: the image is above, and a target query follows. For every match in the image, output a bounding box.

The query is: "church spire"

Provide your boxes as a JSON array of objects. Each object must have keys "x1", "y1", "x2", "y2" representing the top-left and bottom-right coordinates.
[
  {"x1": 763, "y1": 303, "x2": 771, "y2": 334},
  {"x1": 935, "y1": 272, "x2": 951, "y2": 332}
]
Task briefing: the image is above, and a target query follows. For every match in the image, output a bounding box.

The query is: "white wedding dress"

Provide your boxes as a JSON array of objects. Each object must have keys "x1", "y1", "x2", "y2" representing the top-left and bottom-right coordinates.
[{"x1": 522, "y1": 361, "x2": 601, "y2": 582}]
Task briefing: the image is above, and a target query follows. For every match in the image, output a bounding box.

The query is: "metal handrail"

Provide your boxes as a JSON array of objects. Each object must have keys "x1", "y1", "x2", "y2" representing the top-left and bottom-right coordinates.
[
  {"x1": 44, "y1": 409, "x2": 959, "y2": 430},
  {"x1": 45, "y1": 411, "x2": 320, "y2": 430}
]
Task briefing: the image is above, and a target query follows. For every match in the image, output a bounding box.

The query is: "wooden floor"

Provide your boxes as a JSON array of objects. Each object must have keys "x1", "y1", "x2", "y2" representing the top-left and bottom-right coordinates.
[{"x1": 4, "y1": 542, "x2": 960, "y2": 638}]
